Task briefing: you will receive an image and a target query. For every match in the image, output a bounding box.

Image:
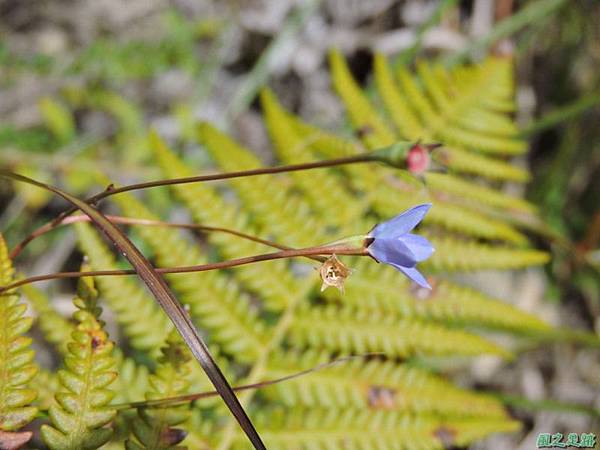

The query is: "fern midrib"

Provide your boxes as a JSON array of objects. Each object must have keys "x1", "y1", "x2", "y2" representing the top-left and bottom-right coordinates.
[
  {"x1": 257, "y1": 421, "x2": 439, "y2": 443},
  {"x1": 267, "y1": 367, "x2": 494, "y2": 403},
  {"x1": 216, "y1": 289, "x2": 306, "y2": 450},
  {"x1": 423, "y1": 63, "x2": 491, "y2": 136}
]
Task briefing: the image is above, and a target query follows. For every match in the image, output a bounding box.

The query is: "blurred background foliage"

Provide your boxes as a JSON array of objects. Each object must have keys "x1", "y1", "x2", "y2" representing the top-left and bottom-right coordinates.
[{"x1": 0, "y1": 0, "x2": 599, "y2": 449}]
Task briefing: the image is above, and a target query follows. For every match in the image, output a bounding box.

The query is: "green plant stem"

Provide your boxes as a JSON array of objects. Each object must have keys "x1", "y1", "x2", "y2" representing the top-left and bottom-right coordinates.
[
  {"x1": 0, "y1": 244, "x2": 367, "y2": 293},
  {"x1": 491, "y1": 392, "x2": 600, "y2": 418},
  {"x1": 520, "y1": 90, "x2": 600, "y2": 136},
  {"x1": 216, "y1": 261, "x2": 310, "y2": 450},
  {"x1": 527, "y1": 329, "x2": 600, "y2": 348},
  {"x1": 10, "y1": 153, "x2": 374, "y2": 258}
]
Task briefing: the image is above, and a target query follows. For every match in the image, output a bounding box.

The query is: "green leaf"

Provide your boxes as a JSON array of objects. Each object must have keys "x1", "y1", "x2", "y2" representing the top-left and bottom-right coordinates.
[
  {"x1": 41, "y1": 275, "x2": 117, "y2": 450},
  {"x1": 0, "y1": 233, "x2": 38, "y2": 432}
]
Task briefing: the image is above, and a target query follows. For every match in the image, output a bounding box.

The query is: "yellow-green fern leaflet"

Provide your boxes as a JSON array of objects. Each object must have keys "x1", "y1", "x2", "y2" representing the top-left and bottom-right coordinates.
[{"x1": 0, "y1": 232, "x2": 38, "y2": 432}]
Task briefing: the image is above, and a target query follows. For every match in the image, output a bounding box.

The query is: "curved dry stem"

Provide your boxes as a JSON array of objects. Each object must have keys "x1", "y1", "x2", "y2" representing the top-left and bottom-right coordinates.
[
  {"x1": 0, "y1": 244, "x2": 366, "y2": 293},
  {"x1": 10, "y1": 154, "x2": 373, "y2": 258},
  {"x1": 11, "y1": 214, "x2": 326, "y2": 263}
]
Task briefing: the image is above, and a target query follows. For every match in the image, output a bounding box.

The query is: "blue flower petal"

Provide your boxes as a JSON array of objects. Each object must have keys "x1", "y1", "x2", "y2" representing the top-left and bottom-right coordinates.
[
  {"x1": 391, "y1": 264, "x2": 431, "y2": 289},
  {"x1": 398, "y1": 233, "x2": 434, "y2": 262},
  {"x1": 368, "y1": 237, "x2": 417, "y2": 268},
  {"x1": 370, "y1": 203, "x2": 432, "y2": 239}
]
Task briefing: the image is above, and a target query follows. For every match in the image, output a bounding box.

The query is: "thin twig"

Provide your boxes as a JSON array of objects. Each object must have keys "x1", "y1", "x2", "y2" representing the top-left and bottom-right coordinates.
[
  {"x1": 0, "y1": 244, "x2": 366, "y2": 293},
  {"x1": 10, "y1": 153, "x2": 373, "y2": 258},
  {"x1": 11, "y1": 214, "x2": 325, "y2": 263},
  {"x1": 112, "y1": 353, "x2": 382, "y2": 410}
]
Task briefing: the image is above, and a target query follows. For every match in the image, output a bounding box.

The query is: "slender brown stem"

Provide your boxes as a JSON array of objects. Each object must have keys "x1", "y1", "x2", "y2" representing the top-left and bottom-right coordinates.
[
  {"x1": 96, "y1": 155, "x2": 373, "y2": 196},
  {"x1": 11, "y1": 154, "x2": 373, "y2": 258},
  {"x1": 0, "y1": 245, "x2": 366, "y2": 293},
  {"x1": 112, "y1": 353, "x2": 382, "y2": 410},
  {"x1": 1, "y1": 170, "x2": 267, "y2": 448},
  {"x1": 10, "y1": 214, "x2": 326, "y2": 263}
]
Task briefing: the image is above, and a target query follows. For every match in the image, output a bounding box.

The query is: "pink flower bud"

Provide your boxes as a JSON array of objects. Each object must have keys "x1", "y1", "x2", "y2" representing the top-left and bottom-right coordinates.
[{"x1": 406, "y1": 143, "x2": 431, "y2": 175}]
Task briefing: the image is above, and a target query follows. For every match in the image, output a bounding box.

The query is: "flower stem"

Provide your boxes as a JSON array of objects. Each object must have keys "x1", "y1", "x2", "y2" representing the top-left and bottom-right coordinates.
[
  {"x1": 11, "y1": 154, "x2": 374, "y2": 258},
  {"x1": 0, "y1": 244, "x2": 366, "y2": 293},
  {"x1": 10, "y1": 214, "x2": 326, "y2": 263}
]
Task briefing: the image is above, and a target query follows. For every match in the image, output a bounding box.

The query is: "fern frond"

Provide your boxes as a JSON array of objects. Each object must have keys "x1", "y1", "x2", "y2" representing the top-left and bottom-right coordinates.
[
  {"x1": 334, "y1": 261, "x2": 550, "y2": 333},
  {"x1": 195, "y1": 122, "x2": 366, "y2": 288},
  {"x1": 372, "y1": 54, "x2": 528, "y2": 191},
  {"x1": 21, "y1": 282, "x2": 73, "y2": 354},
  {"x1": 0, "y1": 233, "x2": 37, "y2": 431},
  {"x1": 424, "y1": 172, "x2": 536, "y2": 214},
  {"x1": 450, "y1": 416, "x2": 522, "y2": 447},
  {"x1": 417, "y1": 281, "x2": 549, "y2": 331},
  {"x1": 371, "y1": 183, "x2": 529, "y2": 245},
  {"x1": 196, "y1": 121, "x2": 329, "y2": 247},
  {"x1": 449, "y1": 57, "x2": 515, "y2": 113},
  {"x1": 424, "y1": 236, "x2": 550, "y2": 272},
  {"x1": 226, "y1": 96, "x2": 546, "y2": 327},
  {"x1": 104, "y1": 354, "x2": 152, "y2": 450},
  {"x1": 193, "y1": 98, "x2": 544, "y2": 329},
  {"x1": 75, "y1": 222, "x2": 173, "y2": 354},
  {"x1": 41, "y1": 275, "x2": 117, "y2": 450},
  {"x1": 193, "y1": 111, "x2": 545, "y2": 328},
  {"x1": 434, "y1": 146, "x2": 530, "y2": 182},
  {"x1": 358, "y1": 53, "x2": 525, "y2": 164},
  {"x1": 278, "y1": 106, "x2": 531, "y2": 244},
  {"x1": 371, "y1": 173, "x2": 535, "y2": 241},
  {"x1": 418, "y1": 60, "x2": 518, "y2": 133},
  {"x1": 394, "y1": 57, "x2": 525, "y2": 155},
  {"x1": 276, "y1": 97, "x2": 532, "y2": 239},
  {"x1": 260, "y1": 89, "x2": 367, "y2": 232},
  {"x1": 265, "y1": 351, "x2": 508, "y2": 418},
  {"x1": 108, "y1": 186, "x2": 268, "y2": 363},
  {"x1": 151, "y1": 131, "x2": 305, "y2": 311},
  {"x1": 180, "y1": 409, "x2": 213, "y2": 449},
  {"x1": 110, "y1": 354, "x2": 150, "y2": 405},
  {"x1": 234, "y1": 408, "x2": 520, "y2": 450},
  {"x1": 287, "y1": 304, "x2": 512, "y2": 359},
  {"x1": 372, "y1": 53, "x2": 426, "y2": 139},
  {"x1": 329, "y1": 49, "x2": 396, "y2": 148},
  {"x1": 125, "y1": 331, "x2": 192, "y2": 450}
]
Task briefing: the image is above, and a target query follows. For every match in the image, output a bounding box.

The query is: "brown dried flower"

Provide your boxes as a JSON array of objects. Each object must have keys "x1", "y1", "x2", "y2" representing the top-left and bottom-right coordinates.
[{"x1": 319, "y1": 254, "x2": 351, "y2": 293}]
